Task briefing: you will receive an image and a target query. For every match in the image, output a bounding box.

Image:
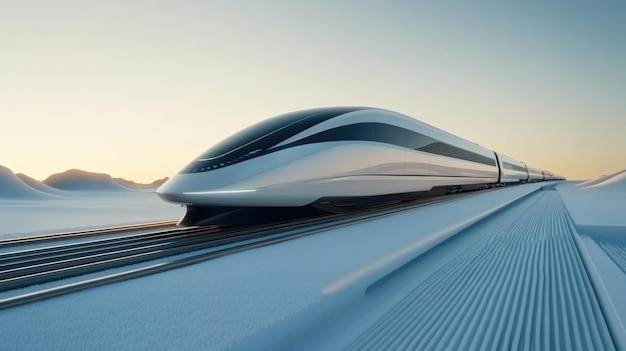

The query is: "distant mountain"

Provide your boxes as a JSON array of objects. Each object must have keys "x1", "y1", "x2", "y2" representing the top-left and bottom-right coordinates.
[
  {"x1": 0, "y1": 165, "x2": 53, "y2": 199},
  {"x1": 43, "y1": 169, "x2": 131, "y2": 192},
  {"x1": 114, "y1": 177, "x2": 169, "y2": 190}
]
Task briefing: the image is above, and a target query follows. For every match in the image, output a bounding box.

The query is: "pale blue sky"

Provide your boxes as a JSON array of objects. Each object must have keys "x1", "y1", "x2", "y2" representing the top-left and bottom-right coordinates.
[{"x1": 1, "y1": 1, "x2": 625, "y2": 182}]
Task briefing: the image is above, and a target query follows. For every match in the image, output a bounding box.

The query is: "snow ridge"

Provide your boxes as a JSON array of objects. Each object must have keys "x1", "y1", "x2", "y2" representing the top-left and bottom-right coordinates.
[
  {"x1": 600, "y1": 244, "x2": 626, "y2": 275},
  {"x1": 347, "y1": 191, "x2": 615, "y2": 350},
  {"x1": 0, "y1": 165, "x2": 52, "y2": 199},
  {"x1": 586, "y1": 231, "x2": 626, "y2": 276},
  {"x1": 576, "y1": 169, "x2": 626, "y2": 190}
]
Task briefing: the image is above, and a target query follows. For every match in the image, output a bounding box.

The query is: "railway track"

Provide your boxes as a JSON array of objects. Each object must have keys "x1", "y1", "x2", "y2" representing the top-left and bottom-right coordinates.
[
  {"x1": 0, "y1": 189, "x2": 500, "y2": 310},
  {"x1": 0, "y1": 220, "x2": 179, "y2": 248}
]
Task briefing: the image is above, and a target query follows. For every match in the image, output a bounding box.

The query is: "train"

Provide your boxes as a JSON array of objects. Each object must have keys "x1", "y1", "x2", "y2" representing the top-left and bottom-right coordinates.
[{"x1": 157, "y1": 107, "x2": 564, "y2": 225}]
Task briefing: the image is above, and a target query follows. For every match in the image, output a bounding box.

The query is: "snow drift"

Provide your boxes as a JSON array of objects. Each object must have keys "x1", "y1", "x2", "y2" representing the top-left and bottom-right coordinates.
[
  {"x1": 557, "y1": 169, "x2": 626, "y2": 227},
  {"x1": 16, "y1": 173, "x2": 68, "y2": 196},
  {"x1": 577, "y1": 169, "x2": 626, "y2": 192},
  {"x1": 43, "y1": 169, "x2": 132, "y2": 192},
  {"x1": 0, "y1": 165, "x2": 53, "y2": 199}
]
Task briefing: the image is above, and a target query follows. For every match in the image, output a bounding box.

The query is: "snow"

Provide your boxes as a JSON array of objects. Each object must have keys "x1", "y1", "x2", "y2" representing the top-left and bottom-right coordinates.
[
  {"x1": 0, "y1": 183, "x2": 550, "y2": 350},
  {"x1": 0, "y1": 194, "x2": 184, "y2": 239},
  {"x1": 340, "y1": 191, "x2": 613, "y2": 350},
  {"x1": 0, "y1": 166, "x2": 183, "y2": 239},
  {"x1": 580, "y1": 171, "x2": 626, "y2": 191},
  {"x1": 42, "y1": 169, "x2": 132, "y2": 192},
  {"x1": 577, "y1": 236, "x2": 626, "y2": 350},
  {"x1": 16, "y1": 173, "x2": 70, "y2": 196},
  {"x1": 557, "y1": 170, "x2": 626, "y2": 227},
  {"x1": 0, "y1": 171, "x2": 625, "y2": 350},
  {"x1": 556, "y1": 169, "x2": 626, "y2": 348},
  {"x1": 0, "y1": 165, "x2": 53, "y2": 199},
  {"x1": 575, "y1": 169, "x2": 626, "y2": 189}
]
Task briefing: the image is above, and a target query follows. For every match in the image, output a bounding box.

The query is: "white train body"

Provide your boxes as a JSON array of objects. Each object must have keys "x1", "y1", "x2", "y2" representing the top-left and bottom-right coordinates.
[
  {"x1": 157, "y1": 107, "x2": 562, "y2": 221},
  {"x1": 496, "y1": 153, "x2": 529, "y2": 183}
]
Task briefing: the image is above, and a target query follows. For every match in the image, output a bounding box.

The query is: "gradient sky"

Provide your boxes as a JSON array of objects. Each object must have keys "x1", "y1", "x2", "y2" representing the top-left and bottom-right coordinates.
[{"x1": 1, "y1": 1, "x2": 625, "y2": 182}]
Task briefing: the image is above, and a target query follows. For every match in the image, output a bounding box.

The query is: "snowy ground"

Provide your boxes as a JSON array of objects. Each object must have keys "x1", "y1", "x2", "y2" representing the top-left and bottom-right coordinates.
[
  {"x1": 0, "y1": 165, "x2": 184, "y2": 239},
  {"x1": 1, "y1": 171, "x2": 625, "y2": 350},
  {"x1": 557, "y1": 170, "x2": 626, "y2": 348},
  {"x1": 0, "y1": 193, "x2": 184, "y2": 240}
]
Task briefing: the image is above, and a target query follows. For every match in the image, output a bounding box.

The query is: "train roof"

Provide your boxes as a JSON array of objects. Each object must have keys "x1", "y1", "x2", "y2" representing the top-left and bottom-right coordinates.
[
  {"x1": 181, "y1": 107, "x2": 499, "y2": 174},
  {"x1": 195, "y1": 107, "x2": 366, "y2": 162}
]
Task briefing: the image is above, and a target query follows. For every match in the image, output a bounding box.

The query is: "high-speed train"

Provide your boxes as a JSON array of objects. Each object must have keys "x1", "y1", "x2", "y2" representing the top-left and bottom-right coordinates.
[{"x1": 157, "y1": 107, "x2": 564, "y2": 225}]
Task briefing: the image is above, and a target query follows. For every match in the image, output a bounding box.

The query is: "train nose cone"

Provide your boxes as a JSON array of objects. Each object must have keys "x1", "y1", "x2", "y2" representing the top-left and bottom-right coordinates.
[{"x1": 156, "y1": 175, "x2": 192, "y2": 204}]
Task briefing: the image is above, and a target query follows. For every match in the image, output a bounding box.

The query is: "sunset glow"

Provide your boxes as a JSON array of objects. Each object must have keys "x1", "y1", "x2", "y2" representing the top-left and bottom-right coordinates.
[{"x1": 2, "y1": 1, "x2": 624, "y2": 182}]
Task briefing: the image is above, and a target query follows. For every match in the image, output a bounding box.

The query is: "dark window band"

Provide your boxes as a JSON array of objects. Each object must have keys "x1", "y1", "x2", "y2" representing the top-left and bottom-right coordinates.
[
  {"x1": 182, "y1": 122, "x2": 496, "y2": 173},
  {"x1": 288, "y1": 123, "x2": 496, "y2": 166},
  {"x1": 503, "y1": 162, "x2": 527, "y2": 172},
  {"x1": 417, "y1": 142, "x2": 496, "y2": 166},
  {"x1": 181, "y1": 107, "x2": 361, "y2": 173}
]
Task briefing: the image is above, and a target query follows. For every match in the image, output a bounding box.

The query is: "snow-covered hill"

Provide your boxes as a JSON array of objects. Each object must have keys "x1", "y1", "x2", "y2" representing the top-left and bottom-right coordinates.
[
  {"x1": 43, "y1": 169, "x2": 132, "y2": 192},
  {"x1": 0, "y1": 166, "x2": 53, "y2": 199},
  {"x1": 577, "y1": 169, "x2": 626, "y2": 192},
  {"x1": 16, "y1": 173, "x2": 68, "y2": 196}
]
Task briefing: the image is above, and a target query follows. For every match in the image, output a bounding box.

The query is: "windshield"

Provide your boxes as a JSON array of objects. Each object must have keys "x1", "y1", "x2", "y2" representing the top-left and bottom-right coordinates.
[
  {"x1": 196, "y1": 109, "x2": 322, "y2": 160},
  {"x1": 180, "y1": 107, "x2": 363, "y2": 173}
]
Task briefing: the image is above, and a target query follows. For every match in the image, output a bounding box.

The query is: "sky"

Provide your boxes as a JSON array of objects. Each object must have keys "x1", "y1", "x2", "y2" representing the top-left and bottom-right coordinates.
[{"x1": 1, "y1": 0, "x2": 625, "y2": 182}]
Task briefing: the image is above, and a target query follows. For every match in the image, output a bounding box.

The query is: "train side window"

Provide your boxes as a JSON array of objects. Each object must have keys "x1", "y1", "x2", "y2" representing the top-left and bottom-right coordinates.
[
  {"x1": 375, "y1": 124, "x2": 411, "y2": 148},
  {"x1": 289, "y1": 123, "x2": 377, "y2": 145}
]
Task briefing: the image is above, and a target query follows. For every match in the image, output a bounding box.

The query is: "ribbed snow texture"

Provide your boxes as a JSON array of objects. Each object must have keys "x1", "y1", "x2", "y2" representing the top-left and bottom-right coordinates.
[
  {"x1": 591, "y1": 231, "x2": 626, "y2": 275},
  {"x1": 347, "y1": 191, "x2": 615, "y2": 351}
]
